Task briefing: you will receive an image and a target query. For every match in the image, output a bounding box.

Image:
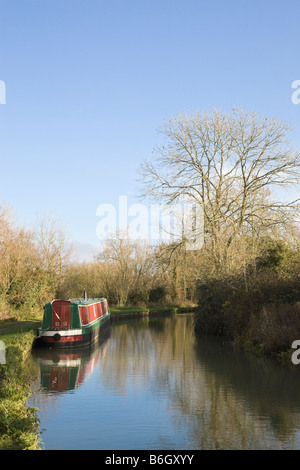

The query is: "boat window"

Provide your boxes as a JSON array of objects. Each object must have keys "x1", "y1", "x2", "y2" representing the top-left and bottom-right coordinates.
[
  {"x1": 97, "y1": 303, "x2": 101, "y2": 317},
  {"x1": 101, "y1": 301, "x2": 107, "y2": 314},
  {"x1": 80, "y1": 306, "x2": 89, "y2": 325}
]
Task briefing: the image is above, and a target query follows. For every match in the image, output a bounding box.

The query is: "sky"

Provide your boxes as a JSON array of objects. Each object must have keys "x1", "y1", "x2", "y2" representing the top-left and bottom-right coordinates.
[{"x1": 0, "y1": 0, "x2": 300, "y2": 262}]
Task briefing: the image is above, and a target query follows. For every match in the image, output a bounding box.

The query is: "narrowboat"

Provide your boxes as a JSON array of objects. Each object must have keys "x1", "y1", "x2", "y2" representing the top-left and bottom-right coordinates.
[{"x1": 35, "y1": 297, "x2": 110, "y2": 348}]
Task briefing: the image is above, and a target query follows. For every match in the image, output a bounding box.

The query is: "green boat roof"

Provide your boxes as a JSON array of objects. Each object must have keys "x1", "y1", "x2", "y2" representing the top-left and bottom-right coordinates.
[
  {"x1": 49, "y1": 298, "x2": 107, "y2": 306},
  {"x1": 70, "y1": 298, "x2": 107, "y2": 306}
]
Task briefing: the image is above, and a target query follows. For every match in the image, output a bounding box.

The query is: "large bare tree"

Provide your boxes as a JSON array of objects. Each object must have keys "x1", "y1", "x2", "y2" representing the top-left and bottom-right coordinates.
[{"x1": 139, "y1": 108, "x2": 300, "y2": 273}]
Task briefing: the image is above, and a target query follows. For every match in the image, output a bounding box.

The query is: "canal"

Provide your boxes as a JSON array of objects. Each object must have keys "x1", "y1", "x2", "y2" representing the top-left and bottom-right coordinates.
[{"x1": 28, "y1": 314, "x2": 300, "y2": 450}]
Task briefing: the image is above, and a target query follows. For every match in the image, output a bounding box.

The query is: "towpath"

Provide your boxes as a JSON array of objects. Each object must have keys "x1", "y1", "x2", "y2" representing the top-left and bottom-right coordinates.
[{"x1": 0, "y1": 321, "x2": 41, "y2": 333}]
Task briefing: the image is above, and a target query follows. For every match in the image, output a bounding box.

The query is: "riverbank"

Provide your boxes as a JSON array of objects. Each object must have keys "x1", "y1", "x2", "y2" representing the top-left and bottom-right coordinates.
[
  {"x1": 110, "y1": 305, "x2": 198, "y2": 320},
  {"x1": 0, "y1": 325, "x2": 41, "y2": 450}
]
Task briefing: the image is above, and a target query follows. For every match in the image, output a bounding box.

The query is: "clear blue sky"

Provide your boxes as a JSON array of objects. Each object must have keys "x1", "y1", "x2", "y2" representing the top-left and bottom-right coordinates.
[{"x1": 0, "y1": 0, "x2": 300, "y2": 261}]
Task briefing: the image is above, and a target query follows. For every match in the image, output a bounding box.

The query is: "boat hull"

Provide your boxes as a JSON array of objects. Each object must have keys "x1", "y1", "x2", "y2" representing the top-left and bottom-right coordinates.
[{"x1": 35, "y1": 312, "x2": 110, "y2": 348}]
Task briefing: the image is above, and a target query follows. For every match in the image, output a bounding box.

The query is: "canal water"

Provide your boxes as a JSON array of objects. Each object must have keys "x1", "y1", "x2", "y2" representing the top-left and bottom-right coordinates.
[{"x1": 28, "y1": 314, "x2": 300, "y2": 450}]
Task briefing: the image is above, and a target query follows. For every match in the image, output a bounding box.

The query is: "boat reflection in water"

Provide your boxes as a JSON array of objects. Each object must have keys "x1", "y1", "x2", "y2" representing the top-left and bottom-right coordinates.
[{"x1": 32, "y1": 329, "x2": 110, "y2": 393}]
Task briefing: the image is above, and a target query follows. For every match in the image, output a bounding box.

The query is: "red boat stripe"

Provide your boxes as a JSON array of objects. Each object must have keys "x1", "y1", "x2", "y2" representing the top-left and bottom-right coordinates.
[{"x1": 42, "y1": 335, "x2": 83, "y2": 343}]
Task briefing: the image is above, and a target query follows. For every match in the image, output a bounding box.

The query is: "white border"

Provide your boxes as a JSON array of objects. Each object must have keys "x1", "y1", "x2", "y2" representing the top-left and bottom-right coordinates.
[{"x1": 38, "y1": 329, "x2": 82, "y2": 337}]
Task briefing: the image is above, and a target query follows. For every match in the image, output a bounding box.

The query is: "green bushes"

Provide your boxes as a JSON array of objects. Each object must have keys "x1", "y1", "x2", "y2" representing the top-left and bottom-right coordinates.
[
  {"x1": 149, "y1": 286, "x2": 167, "y2": 304},
  {"x1": 0, "y1": 331, "x2": 40, "y2": 450},
  {"x1": 0, "y1": 399, "x2": 40, "y2": 450},
  {"x1": 195, "y1": 279, "x2": 231, "y2": 335}
]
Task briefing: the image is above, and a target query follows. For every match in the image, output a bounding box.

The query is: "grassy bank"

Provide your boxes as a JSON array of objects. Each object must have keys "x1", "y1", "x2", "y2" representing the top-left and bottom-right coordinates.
[{"x1": 0, "y1": 326, "x2": 41, "y2": 450}]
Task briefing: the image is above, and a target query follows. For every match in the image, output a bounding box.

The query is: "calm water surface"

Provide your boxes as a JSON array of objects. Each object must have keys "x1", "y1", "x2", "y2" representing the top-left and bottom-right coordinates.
[{"x1": 28, "y1": 314, "x2": 300, "y2": 450}]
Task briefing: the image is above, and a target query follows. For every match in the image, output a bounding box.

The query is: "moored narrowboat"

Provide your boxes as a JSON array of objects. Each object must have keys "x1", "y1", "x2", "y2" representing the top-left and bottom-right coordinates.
[{"x1": 35, "y1": 297, "x2": 110, "y2": 348}]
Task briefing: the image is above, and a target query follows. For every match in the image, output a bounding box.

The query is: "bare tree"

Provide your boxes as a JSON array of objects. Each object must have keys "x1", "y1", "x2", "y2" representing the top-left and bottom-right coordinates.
[
  {"x1": 35, "y1": 214, "x2": 72, "y2": 275},
  {"x1": 96, "y1": 236, "x2": 155, "y2": 306},
  {"x1": 139, "y1": 108, "x2": 300, "y2": 273},
  {"x1": 34, "y1": 214, "x2": 73, "y2": 300}
]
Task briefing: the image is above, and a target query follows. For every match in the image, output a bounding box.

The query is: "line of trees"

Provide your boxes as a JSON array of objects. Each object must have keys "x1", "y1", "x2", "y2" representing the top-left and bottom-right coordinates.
[
  {"x1": 0, "y1": 203, "x2": 202, "y2": 319},
  {"x1": 58, "y1": 237, "x2": 201, "y2": 307}
]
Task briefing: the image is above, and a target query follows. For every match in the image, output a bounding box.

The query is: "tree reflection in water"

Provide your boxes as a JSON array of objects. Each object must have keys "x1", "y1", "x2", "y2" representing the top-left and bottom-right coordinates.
[
  {"x1": 101, "y1": 315, "x2": 300, "y2": 449},
  {"x1": 30, "y1": 315, "x2": 300, "y2": 449}
]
